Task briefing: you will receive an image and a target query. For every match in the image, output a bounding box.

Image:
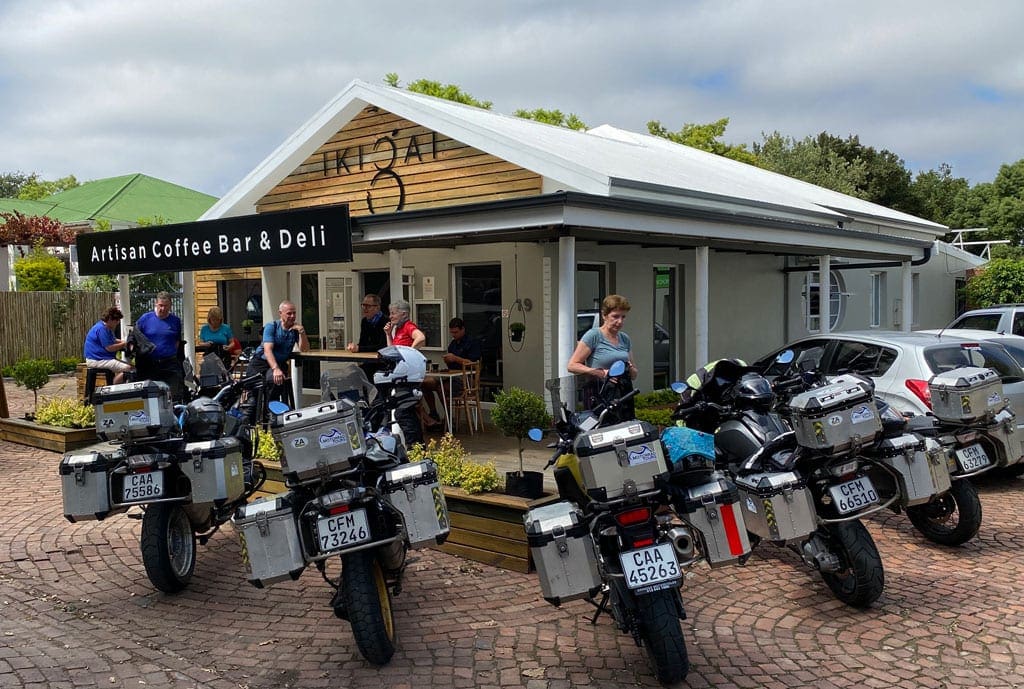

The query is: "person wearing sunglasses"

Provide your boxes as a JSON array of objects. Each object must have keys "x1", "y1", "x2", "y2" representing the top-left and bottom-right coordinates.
[{"x1": 346, "y1": 294, "x2": 387, "y2": 353}]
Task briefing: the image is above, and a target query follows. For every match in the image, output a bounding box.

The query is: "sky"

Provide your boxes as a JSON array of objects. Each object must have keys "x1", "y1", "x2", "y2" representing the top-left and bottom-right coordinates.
[{"x1": 1, "y1": 0, "x2": 1022, "y2": 199}]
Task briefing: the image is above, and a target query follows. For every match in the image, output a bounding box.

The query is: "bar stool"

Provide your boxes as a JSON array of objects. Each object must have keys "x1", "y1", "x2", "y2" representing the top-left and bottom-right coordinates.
[{"x1": 83, "y1": 368, "x2": 114, "y2": 404}]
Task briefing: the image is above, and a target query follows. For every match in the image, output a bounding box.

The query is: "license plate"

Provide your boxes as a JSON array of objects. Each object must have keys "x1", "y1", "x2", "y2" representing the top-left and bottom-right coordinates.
[
  {"x1": 122, "y1": 471, "x2": 163, "y2": 502},
  {"x1": 955, "y1": 444, "x2": 991, "y2": 472},
  {"x1": 317, "y1": 509, "x2": 370, "y2": 553},
  {"x1": 620, "y1": 543, "x2": 681, "y2": 592},
  {"x1": 828, "y1": 476, "x2": 879, "y2": 515}
]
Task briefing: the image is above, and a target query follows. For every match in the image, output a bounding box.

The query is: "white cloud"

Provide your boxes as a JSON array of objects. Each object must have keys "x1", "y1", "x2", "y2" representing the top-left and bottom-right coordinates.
[{"x1": 1, "y1": 0, "x2": 1022, "y2": 197}]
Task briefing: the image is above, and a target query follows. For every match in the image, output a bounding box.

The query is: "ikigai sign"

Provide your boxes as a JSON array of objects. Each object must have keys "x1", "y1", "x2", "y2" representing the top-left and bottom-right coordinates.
[{"x1": 76, "y1": 205, "x2": 352, "y2": 275}]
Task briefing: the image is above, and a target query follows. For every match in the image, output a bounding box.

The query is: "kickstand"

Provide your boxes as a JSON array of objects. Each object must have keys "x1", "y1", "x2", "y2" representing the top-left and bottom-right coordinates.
[{"x1": 586, "y1": 589, "x2": 610, "y2": 625}]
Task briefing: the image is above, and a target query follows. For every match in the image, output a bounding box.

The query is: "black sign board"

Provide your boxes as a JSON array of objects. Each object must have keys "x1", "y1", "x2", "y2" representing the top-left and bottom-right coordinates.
[{"x1": 76, "y1": 205, "x2": 352, "y2": 275}]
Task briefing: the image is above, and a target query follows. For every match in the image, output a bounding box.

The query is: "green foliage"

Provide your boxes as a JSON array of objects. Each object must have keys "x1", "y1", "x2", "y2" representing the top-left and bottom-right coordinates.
[
  {"x1": 912, "y1": 164, "x2": 972, "y2": 228},
  {"x1": 35, "y1": 396, "x2": 95, "y2": 428},
  {"x1": 56, "y1": 357, "x2": 81, "y2": 373},
  {"x1": 254, "y1": 428, "x2": 282, "y2": 460},
  {"x1": 634, "y1": 388, "x2": 678, "y2": 408},
  {"x1": 11, "y1": 357, "x2": 54, "y2": 415},
  {"x1": 408, "y1": 433, "x2": 501, "y2": 493},
  {"x1": 514, "y1": 108, "x2": 587, "y2": 131},
  {"x1": 17, "y1": 174, "x2": 79, "y2": 200},
  {"x1": 0, "y1": 171, "x2": 33, "y2": 198},
  {"x1": 636, "y1": 407, "x2": 674, "y2": 428},
  {"x1": 648, "y1": 117, "x2": 760, "y2": 166},
  {"x1": 13, "y1": 240, "x2": 67, "y2": 291},
  {"x1": 491, "y1": 387, "x2": 551, "y2": 472},
  {"x1": 755, "y1": 131, "x2": 868, "y2": 197},
  {"x1": 388, "y1": 74, "x2": 493, "y2": 109},
  {"x1": 964, "y1": 258, "x2": 1024, "y2": 308}
]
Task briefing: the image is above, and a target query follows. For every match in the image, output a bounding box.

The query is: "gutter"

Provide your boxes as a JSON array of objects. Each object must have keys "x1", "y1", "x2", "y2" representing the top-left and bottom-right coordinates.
[{"x1": 780, "y1": 244, "x2": 933, "y2": 273}]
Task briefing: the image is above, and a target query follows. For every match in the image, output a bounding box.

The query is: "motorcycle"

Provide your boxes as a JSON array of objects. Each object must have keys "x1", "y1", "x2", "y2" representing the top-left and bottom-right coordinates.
[
  {"x1": 59, "y1": 374, "x2": 268, "y2": 593},
  {"x1": 524, "y1": 361, "x2": 751, "y2": 684},
  {"x1": 772, "y1": 354, "x2": 984, "y2": 547},
  {"x1": 232, "y1": 345, "x2": 449, "y2": 666},
  {"x1": 672, "y1": 356, "x2": 890, "y2": 608}
]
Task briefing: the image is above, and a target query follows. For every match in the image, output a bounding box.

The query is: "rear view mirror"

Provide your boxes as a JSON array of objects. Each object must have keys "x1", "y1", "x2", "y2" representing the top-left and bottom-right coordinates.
[
  {"x1": 776, "y1": 350, "x2": 795, "y2": 365},
  {"x1": 609, "y1": 360, "x2": 627, "y2": 377}
]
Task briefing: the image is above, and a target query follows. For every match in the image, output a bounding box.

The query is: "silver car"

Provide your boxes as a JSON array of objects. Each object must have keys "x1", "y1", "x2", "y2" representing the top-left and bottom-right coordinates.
[{"x1": 753, "y1": 330, "x2": 1024, "y2": 417}]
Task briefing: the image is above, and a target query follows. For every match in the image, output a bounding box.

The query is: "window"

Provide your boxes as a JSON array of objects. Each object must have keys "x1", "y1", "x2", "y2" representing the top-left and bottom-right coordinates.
[
  {"x1": 804, "y1": 271, "x2": 844, "y2": 331},
  {"x1": 1013, "y1": 312, "x2": 1024, "y2": 336},
  {"x1": 829, "y1": 341, "x2": 897, "y2": 377},
  {"x1": 869, "y1": 273, "x2": 884, "y2": 327},
  {"x1": 951, "y1": 314, "x2": 1001, "y2": 331}
]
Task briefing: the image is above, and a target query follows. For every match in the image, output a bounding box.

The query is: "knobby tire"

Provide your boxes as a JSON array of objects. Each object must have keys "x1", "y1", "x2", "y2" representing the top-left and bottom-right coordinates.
[{"x1": 341, "y1": 550, "x2": 396, "y2": 665}]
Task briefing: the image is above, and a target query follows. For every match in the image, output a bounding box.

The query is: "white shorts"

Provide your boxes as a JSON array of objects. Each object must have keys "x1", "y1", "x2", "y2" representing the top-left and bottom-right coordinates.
[{"x1": 86, "y1": 358, "x2": 133, "y2": 373}]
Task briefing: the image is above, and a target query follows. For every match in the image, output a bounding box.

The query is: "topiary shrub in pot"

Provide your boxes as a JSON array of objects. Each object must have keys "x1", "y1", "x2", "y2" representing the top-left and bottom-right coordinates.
[{"x1": 490, "y1": 386, "x2": 552, "y2": 499}]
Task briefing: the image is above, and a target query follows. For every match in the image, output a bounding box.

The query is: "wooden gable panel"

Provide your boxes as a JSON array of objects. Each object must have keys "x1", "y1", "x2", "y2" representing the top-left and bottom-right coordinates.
[{"x1": 256, "y1": 107, "x2": 542, "y2": 215}]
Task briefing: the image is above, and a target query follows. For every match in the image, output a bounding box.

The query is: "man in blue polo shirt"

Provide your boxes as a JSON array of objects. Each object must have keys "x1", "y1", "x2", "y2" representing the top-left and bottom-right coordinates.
[
  {"x1": 135, "y1": 292, "x2": 185, "y2": 402},
  {"x1": 84, "y1": 307, "x2": 134, "y2": 385}
]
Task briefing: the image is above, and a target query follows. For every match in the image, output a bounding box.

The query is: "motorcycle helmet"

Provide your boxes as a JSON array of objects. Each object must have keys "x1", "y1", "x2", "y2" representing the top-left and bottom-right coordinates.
[
  {"x1": 373, "y1": 345, "x2": 428, "y2": 385},
  {"x1": 732, "y1": 372, "x2": 774, "y2": 413},
  {"x1": 182, "y1": 396, "x2": 225, "y2": 440}
]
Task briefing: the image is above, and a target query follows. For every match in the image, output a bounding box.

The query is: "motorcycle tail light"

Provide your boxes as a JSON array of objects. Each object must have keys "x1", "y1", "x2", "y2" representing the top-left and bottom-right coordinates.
[
  {"x1": 632, "y1": 537, "x2": 655, "y2": 548},
  {"x1": 905, "y1": 379, "x2": 932, "y2": 409},
  {"x1": 614, "y1": 507, "x2": 652, "y2": 527},
  {"x1": 328, "y1": 504, "x2": 351, "y2": 516}
]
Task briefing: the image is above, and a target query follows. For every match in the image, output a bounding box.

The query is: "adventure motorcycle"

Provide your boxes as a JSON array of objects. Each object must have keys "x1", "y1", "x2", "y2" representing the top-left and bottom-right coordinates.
[
  {"x1": 59, "y1": 374, "x2": 267, "y2": 593},
  {"x1": 672, "y1": 357, "x2": 891, "y2": 608},
  {"x1": 232, "y1": 345, "x2": 449, "y2": 666},
  {"x1": 524, "y1": 361, "x2": 751, "y2": 684}
]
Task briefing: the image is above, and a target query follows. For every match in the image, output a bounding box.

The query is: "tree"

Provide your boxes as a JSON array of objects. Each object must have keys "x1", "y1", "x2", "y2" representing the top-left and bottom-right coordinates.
[
  {"x1": 909, "y1": 164, "x2": 971, "y2": 228},
  {"x1": 514, "y1": 108, "x2": 587, "y2": 131},
  {"x1": 979, "y1": 159, "x2": 1024, "y2": 245},
  {"x1": 17, "y1": 174, "x2": 79, "y2": 200},
  {"x1": 0, "y1": 171, "x2": 33, "y2": 198},
  {"x1": 755, "y1": 131, "x2": 868, "y2": 196},
  {"x1": 964, "y1": 258, "x2": 1024, "y2": 307},
  {"x1": 648, "y1": 117, "x2": 761, "y2": 166},
  {"x1": 386, "y1": 73, "x2": 493, "y2": 109},
  {"x1": 13, "y1": 240, "x2": 67, "y2": 291},
  {"x1": 0, "y1": 211, "x2": 78, "y2": 246}
]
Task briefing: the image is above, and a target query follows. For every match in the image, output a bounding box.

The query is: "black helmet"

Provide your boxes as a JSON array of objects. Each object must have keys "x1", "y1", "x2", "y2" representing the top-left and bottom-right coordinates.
[
  {"x1": 732, "y1": 373, "x2": 774, "y2": 413},
  {"x1": 182, "y1": 397, "x2": 225, "y2": 440}
]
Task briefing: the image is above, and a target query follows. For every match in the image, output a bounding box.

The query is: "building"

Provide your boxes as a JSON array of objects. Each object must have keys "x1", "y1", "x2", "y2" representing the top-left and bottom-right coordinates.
[{"x1": 190, "y1": 79, "x2": 973, "y2": 401}]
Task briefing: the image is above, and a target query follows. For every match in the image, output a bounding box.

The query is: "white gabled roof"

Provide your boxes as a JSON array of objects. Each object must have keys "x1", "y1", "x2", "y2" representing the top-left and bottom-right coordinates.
[{"x1": 203, "y1": 79, "x2": 947, "y2": 239}]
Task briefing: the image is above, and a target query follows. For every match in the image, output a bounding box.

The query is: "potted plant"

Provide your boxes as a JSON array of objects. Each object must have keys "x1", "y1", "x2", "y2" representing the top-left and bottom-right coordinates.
[
  {"x1": 241, "y1": 318, "x2": 255, "y2": 335},
  {"x1": 509, "y1": 321, "x2": 526, "y2": 343},
  {"x1": 490, "y1": 386, "x2": 551, "y2": 499}
]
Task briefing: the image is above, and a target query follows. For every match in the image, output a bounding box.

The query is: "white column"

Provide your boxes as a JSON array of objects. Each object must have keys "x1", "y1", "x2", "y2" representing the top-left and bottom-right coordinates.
[
  {"x1": 181, "y1": 271, "x2": 196, "y2": 366},
  {"x1": 901, "y1": 261, "x2": 913, "y2": 333},
  {"x1": 389, "y1": 249, "x2": 404, "y2": 305},
  {"x1": 557, "y1": 236, "x2": 576, "y2": 377},
  {"x1": 0, "y1": 246, "x2": 10, "y2": 291},
  {"x1": 819, "y1": 255, "x2": 831, "y2": 333},
  {"x1": 118, "y1": 274, "x2": 131, "y2": 331},
  {"x1": 694, "y1": 246, "x2": 709, "y2": 367}
]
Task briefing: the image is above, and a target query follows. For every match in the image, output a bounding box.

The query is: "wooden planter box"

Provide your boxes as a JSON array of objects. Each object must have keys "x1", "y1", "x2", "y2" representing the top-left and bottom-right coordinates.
[
  {"x1": 250, "y1": 462, "x2": 555, "y2": 574},
  {"x1": 436, "y1": 486, "x2": 557, "y2": 574},
  {"x1": 0, "y1": 417, "x2": 97, "y2": 453}
]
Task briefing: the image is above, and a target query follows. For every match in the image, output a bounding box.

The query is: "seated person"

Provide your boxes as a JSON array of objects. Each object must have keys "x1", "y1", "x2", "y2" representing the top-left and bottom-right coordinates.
[
  {"x1": 245, "y1": 300, "x2": 309, "y2": 404},
  {"x1": 84, "y1": 307, "x2": 134, "y2": 385},
  {"x1": 421, "y1": 317, "x2": 482, "y2": 426}
]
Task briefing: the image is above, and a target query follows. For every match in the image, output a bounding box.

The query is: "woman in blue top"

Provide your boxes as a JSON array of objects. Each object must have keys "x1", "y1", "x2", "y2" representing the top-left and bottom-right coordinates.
[
  {"x1": 568, "y1": 294, "x2": 638, "y2": 415},
  {"x1": 197, "y1": 306, "x2": 237, "y2": 368}
]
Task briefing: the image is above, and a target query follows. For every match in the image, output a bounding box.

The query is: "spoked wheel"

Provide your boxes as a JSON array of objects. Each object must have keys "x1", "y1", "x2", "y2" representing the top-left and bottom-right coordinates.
[
  {"x1": 635, "y1": 588, "x2": 689, "y2": 684},
  {"x1": 341, "y1": 551, "x2": 397, "y2": 665},
  {"x1": 818, "y1": 521, "x2": 884, "y2": 608},
  {"x1": 140, "y1": 504, "x2": 196, "y2": 593},
  {"x1": 906, "y1": 479, "x2": 982, "y2": 546}
]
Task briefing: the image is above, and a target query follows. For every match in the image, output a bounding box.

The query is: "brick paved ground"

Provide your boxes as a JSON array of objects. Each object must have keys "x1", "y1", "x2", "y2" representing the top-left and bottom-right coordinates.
[{"x1": 2, "y1": 375, "x2": 1024, "y2": 688}]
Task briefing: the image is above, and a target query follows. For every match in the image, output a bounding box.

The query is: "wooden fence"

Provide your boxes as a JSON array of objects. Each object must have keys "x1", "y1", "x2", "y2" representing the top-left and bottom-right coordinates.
[{"x1": 0, "y1": 292, "x2": 119, "y2": 368}]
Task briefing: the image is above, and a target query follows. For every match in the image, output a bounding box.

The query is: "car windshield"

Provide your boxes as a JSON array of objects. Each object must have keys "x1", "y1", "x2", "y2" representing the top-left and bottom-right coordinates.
[{"x1": 924, "y1": 342, "x2": 1024, "y2": 383}]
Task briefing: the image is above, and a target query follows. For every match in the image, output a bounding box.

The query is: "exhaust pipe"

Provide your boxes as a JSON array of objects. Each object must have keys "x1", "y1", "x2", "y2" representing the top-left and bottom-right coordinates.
[{"x1": 668, "y1": 527, "x2": 694, "y2": 560}]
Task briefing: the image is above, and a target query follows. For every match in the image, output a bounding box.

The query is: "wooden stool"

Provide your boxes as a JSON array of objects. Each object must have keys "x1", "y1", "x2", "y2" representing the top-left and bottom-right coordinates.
[{"x1": 83, "y1": 368, "x2": 114, "y2": 404}]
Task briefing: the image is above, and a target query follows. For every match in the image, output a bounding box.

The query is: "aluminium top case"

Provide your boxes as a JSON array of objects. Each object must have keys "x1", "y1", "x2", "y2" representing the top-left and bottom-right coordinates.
[
  {"x1": 787, "y1": 375, "x2": 881, "y2": 456},
  {"x1": 928, "y1": 366, "x2": 1003, "y2": 423},
  {"x1": 573, "y1": 419, "x2": 669, "y2": 501},
  {"x1": 93, "y1": 380, "x2": 177, "y2": 440},
  {"x1": 271, "y1": 399, "x2": 365, "y2": 484}
]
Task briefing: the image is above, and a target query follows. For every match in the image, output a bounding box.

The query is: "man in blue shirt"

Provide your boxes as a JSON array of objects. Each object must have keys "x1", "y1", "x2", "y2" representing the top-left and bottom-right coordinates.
[
  {"x1": 83, "y1": 307, "x2": 134, "y2": 385},
  {"x1": 246, "y1": 300, "x2": 310, "y2": 403},
  {"x1": 421, "y1": 317, "x2": 482, "y2": 426},
  {"x1": 135, "y1": 292, "x2": 185, "y2": 402}
]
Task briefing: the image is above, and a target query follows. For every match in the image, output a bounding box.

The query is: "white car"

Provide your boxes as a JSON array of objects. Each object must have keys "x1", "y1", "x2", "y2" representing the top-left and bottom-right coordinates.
[{"x1": 753, "y1": 330, "x2": 1024, "y2": 417}]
